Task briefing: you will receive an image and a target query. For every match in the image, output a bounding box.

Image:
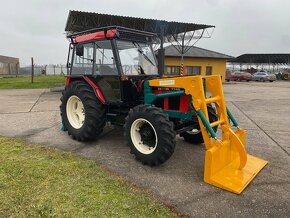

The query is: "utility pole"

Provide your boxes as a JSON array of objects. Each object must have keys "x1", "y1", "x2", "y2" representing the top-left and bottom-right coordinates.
[
  {"x1": 158, "y1": 23, "x2": 165, "y2": 76},
  {"x1": 16, "y1": 62, "x2": 19, "y2": 77},
  {"x1": 31, "y1": 57, "x2": 34, "y2": 83}
]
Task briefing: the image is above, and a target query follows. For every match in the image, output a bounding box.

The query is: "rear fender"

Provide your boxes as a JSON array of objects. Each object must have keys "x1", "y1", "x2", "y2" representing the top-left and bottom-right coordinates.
[{"x1": 65, "y1": 76, "x2": 106, "y2": 104}]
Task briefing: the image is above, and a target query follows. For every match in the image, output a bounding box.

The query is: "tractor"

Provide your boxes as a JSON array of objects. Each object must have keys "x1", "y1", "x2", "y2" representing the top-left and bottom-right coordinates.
[{"x1": 61, "y1": 26, "x2": 267, "y2": 194}]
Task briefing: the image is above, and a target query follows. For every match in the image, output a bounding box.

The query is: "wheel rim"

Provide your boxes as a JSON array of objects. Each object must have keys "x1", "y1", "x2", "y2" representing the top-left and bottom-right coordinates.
[
  {"x1": 130, "y1": 118, "x2": 157, "y2": 154},
  {"x1": 186, "y1": 129, "x2": 201, "y2": 135},
  {"x1": 66, "y1": 95, "x2": 85, "y2": 129}
]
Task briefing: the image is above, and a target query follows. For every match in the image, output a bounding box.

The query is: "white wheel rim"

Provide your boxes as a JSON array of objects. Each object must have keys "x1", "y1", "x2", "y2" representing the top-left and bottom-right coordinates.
[
  {"x1": 66, "y1": 95, "x2": 85, "y2": 129},
  {"x1": 130, "y1": 118, "x2": 157, "y2": 155},
  {"x1": 186, "y1": 129, "x2": 201, "y2": 135}
]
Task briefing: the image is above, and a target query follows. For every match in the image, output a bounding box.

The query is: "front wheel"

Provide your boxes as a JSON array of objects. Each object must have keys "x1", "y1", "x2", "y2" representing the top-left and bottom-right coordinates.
[{"x1": 124, "y1": 105, "x2": 175, "y2": 166}]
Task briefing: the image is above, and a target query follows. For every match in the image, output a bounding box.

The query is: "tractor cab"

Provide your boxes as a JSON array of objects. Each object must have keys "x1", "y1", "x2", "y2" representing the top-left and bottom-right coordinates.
[{"x1": 66, "y1": 27, "x2": 159, "y2": 105}]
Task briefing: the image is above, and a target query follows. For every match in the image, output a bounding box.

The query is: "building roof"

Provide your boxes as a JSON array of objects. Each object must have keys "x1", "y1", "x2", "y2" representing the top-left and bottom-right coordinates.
[
  {"x1": 65, "y1": 10, "x2": 214, "y2": 38},
  {"x1": 229, "y1": 54, "x2": 290, "y2": 64},
  {"x1": 0, "y1": 55, "x2": 19, "y2": 64},
  {"x1": 164, "y1": 45, "x2": 234, "y2": 59}
]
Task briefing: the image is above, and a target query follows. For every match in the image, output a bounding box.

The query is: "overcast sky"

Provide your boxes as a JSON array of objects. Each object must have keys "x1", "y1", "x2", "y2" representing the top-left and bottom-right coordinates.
[{"x1": 0, "y1": 0, "x2": 289, "y2": 65}]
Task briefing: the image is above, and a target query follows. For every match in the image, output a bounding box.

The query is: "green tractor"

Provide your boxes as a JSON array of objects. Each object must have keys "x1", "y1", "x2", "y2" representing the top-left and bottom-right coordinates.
[{"x1": 61, "y1": 26, "x2": 267, "y2": 194}]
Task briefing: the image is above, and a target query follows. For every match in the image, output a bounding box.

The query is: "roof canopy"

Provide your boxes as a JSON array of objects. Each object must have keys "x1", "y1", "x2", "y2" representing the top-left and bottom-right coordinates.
[
  {"x1": 65, "y1": 10, "x2": 214, "y2": 39},
  {"x1": 64, "y1": 10, "x2": 216, "y2": 76},
  {"x1": 230, "y1": 54, "x2": 290, "y2": 64}
]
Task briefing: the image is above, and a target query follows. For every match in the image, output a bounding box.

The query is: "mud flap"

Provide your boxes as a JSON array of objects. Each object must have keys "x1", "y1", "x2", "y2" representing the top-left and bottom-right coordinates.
[{"x1": 60, "y1": 108, "x2": 67, "y2": 132}]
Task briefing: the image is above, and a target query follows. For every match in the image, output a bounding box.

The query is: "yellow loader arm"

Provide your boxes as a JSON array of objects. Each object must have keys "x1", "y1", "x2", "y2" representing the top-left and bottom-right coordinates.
[{"x1": 149, "y1": 75, "x2": 267, "y2": 194}]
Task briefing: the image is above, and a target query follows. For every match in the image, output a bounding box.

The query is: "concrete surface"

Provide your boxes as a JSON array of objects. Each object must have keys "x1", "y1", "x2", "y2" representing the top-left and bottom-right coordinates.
[{"x1": 0, "y1": 81, "x2": 289, "y2": 217}]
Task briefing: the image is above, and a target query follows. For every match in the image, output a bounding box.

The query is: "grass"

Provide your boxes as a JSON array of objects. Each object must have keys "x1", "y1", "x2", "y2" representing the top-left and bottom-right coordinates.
[
  {"x1": 0, "y1": 75, "x2": 66, "y2": 89},
  {"x1": 0, "y1": 137, "x2": 175, "y2": 217}
]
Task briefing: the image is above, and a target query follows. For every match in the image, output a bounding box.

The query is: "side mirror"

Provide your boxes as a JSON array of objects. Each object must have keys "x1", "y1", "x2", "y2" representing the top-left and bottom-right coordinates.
[{"x1": 76, "y1": 44, "x2": 84, "y2": 56}]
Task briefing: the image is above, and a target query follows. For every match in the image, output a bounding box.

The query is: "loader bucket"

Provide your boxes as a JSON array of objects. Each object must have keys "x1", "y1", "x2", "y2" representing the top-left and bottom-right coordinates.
[{"x1": 204, "y1": 129, "x2": 268, "y2": 194}]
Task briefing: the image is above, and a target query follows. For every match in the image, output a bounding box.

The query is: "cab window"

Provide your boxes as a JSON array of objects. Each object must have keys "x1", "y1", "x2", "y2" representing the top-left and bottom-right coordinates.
[
  {"x1": 95, "y1": 41, "x2": 118, "y2": 76},
  {"x1": 71, "y1": 43, "x2": 94, "y2": 75}
]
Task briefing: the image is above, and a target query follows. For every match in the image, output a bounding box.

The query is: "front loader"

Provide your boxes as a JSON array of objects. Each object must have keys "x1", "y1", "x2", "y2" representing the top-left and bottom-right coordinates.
[{"x1": 61, "y1": 26, "x2": 267, "y2": 194}]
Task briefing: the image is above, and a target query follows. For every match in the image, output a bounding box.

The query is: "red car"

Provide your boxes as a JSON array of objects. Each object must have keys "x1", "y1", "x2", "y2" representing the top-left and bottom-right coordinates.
[{"x1": 226, "y1": 71, "x2": 252, "y2": 82}]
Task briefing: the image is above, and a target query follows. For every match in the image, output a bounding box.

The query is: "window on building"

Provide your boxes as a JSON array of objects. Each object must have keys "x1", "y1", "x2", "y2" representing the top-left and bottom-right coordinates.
[
  {"x1": 206, "y1": 66, "x2": 212, "y2": 75},
  {"x1": 186, "y1": 66, "x2": 201, "y2": 75},
  {"x1": 164, "y1": 66, "x2": 180, "y2": 75}
]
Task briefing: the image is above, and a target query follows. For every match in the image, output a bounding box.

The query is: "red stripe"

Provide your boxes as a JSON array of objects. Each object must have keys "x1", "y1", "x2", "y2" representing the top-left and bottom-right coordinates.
[
  {"x1": 73, "y1": 29, "x2": 117, "y2": 43},
  {"x1": 84, "y1": 76, "x2": 106, "y2": 104},
  {"x1": 65, "y1": 77, "x2": 71, "y2": 86}
]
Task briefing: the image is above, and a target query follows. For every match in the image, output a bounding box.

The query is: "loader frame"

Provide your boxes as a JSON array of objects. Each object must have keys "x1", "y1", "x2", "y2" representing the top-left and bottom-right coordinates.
[{"x1": 148, "y1": 75, "x2": 268, "y2": 193}]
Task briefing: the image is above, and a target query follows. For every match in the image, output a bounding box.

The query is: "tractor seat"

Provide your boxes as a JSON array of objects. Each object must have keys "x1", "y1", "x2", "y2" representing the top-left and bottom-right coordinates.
[{"x1": 99, "y1": 65, "x2": 118, "y2": 75}]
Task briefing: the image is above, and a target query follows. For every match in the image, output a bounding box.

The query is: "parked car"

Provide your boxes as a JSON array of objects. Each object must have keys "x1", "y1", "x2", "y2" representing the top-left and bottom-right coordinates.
[
  {"x1": 225, "y1": 71, "x2": 232, "y2": 81},
  {"x1": 226, "y1": 71, "x2": 252, "y2": 82},
  {"x1": 252, "y1": 71, "x2": 276, "y2": 82}
]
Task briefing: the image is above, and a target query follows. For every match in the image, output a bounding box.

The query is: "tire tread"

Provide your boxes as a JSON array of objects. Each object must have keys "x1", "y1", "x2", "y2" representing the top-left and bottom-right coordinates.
[
  {"x1": 60, "y1": 81, "x2": 105, "y2": 141},
  {"x1": 125, "y1": 105, "x2": 175, "y2": 166}
]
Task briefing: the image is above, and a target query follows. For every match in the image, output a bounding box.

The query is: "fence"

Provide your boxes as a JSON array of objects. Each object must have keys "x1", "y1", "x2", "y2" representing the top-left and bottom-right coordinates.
[{"x1": 20, "y1": 65, "x2": 68, "y2": 76}]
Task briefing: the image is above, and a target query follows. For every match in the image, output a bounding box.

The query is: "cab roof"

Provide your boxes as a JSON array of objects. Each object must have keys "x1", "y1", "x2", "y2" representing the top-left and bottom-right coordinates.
[{"x1": 67, "y1": 26, "x2": 158, "y2": 44}]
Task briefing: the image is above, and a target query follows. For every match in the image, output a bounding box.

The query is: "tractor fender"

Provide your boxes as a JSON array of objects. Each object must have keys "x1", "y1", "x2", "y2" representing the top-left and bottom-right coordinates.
[{"x1": 65, "y1": 76, "x2": 106, "y2": 104}]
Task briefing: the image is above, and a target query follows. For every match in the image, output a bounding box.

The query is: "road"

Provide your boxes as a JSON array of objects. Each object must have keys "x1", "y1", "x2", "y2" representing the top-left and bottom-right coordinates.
[{"x1": 0, "y1": 81, "x2": 289, "y2": 217}]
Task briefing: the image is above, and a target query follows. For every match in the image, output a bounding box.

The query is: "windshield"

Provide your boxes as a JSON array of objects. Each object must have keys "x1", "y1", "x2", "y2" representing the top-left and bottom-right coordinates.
[{"x1": 116, "y1": 40, "x2": 158, "y2": 75}]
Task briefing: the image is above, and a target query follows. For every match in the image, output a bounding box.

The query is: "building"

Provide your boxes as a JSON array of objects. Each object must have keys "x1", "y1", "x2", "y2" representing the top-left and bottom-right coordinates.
[
  {"x1": 0, "y1": 55, "x2": 20, "y2": 76},
  {"x1": 163, "y1": 45, "x2": 233, "y2": 81}
]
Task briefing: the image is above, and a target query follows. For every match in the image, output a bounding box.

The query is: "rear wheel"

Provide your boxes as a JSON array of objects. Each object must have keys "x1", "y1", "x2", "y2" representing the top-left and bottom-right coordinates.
[
  {"x1": 60, "y1": 81, "x2": 106, "y2": 141},
  {"x1": 125, "y1": 105, "x2": 175, "y2": 166},
  {"x1": 180, "y1": 105, "x2": 218, "y2": 144}
]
